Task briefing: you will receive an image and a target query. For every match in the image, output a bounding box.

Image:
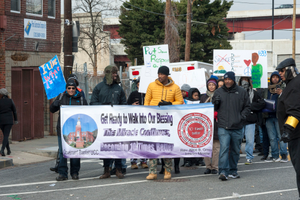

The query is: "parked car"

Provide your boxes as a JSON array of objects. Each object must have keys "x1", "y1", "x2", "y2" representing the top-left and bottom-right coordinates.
[{"x1": 275, "y1": 4, "x2": 293, "y2": 9}]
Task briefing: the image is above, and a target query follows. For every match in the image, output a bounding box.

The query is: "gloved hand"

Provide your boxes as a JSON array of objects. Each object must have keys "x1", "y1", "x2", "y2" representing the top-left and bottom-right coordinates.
[
  {"x1": 14, "y1": 121, "x2": 18, "y2": 125},
  {"x1": 281, "y1": 125, "x2": 293, "y2": 143},
  {"x1": 158, "y1": 100, "x2": 172, "y2": 106},
  {"x1": 53, "y1": 99, "x2": 61, "y2": 107}
]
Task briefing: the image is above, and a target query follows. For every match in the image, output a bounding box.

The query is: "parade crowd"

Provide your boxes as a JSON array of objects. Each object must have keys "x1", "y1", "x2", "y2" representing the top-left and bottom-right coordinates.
[{"x1": 1, "y1": 58, "x2": 300, "y2": 199}]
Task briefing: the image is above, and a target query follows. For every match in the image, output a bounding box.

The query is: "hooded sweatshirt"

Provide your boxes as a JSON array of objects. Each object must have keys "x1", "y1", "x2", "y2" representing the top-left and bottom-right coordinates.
[
  {"x1": 187, "y1": 88, "x2": 201, "y2": 101},
  {"x1": 264, "y1": 71, "x2": 284, "y2": 118}
]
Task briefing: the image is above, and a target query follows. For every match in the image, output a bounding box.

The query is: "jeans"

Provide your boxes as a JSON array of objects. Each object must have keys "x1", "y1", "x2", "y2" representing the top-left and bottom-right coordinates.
[
  {"x1": 266, "y1": 118, "x2": 288, "y2": 158},
  {"x1": 109, "y1": 159, "x2": 127, "y2": 168},
  {"x1": 258, "y1": 126, "x2": 263, "y2": 143},
  {"x1": 244, "y1": 124, "x2": 256, "y2": 160},
  {"x1": 261, "y1": 124, "x2": 270, "y2": 156},
  {"x1": 104, "y1": 159, "x2": 122, "y2": 168},
  {"x1": 57, "y1": 134, "x2": 81, "y2": 178},
  {"x1": 218, "y1": 128, "x2": 243, "y2": 176}
]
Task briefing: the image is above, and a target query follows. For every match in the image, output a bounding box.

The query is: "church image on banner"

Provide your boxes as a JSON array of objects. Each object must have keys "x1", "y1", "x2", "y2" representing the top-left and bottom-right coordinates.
[{"x1": 65, "y1": 117, "x2": 95, "y2": 148}]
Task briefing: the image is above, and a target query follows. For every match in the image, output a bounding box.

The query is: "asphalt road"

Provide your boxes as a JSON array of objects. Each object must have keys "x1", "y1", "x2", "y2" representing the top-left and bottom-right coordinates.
[{"x1": 0, "y1": 155, "x2": 298, "y2": 200}]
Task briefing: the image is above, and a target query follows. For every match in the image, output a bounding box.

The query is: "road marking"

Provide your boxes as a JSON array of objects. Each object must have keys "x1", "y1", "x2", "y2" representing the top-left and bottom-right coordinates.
[
  {"x1": 203, "y1": 188, "x2": 298, "y2": 200},
  {"x1": 0, "y1": 165, "x2": 293, "y2": 196}
]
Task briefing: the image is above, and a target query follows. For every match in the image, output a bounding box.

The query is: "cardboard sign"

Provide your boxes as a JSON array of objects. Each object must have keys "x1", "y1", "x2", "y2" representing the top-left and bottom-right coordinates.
[
  {"x1": 213, "y1": 50, "x2": 268, "y2": 88},
  {"x1": 39, "y1": 55, "x2": 66, "y2": 99},
  {"x1": 139, "y1": 45, "x2": 170, "y2": 93}
]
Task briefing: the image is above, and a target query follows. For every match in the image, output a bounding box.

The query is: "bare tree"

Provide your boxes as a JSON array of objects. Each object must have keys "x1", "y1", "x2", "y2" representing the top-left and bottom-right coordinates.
[
  {"x1": 73, "y1": 0, "x2": 119, "y2": 76},
  {"x1": 164, "y1": 0, "x2": 180, "y2": 63}
]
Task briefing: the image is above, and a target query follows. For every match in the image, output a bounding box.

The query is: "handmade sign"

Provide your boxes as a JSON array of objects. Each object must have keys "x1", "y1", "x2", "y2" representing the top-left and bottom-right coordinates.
[
  {"x1": 171, "y1": 69, "x2": 207, "y2": 94},
  {"x1": 213, "y1": 50, "x2": 268, "y2": 88},
  {"x1": 139, "y1": 44, "x2": 170, "y2": 93},
  {"x1": 61, "y1": 104, "x2": 214, "y2": 158},
  {"x1": 39, "y1": 55, "x2": 66, "y2": 99}
]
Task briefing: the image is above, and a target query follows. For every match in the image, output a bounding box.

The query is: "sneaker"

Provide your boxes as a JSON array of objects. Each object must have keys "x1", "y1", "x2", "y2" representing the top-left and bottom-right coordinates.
[
  {"x1": 228, "y1": 172, "x2": 240, "y2": 179},
  {"x1": 265, "y1": 157, "x2": 274, "y2": 162},
  {"x1": 219, "y1": 173, "x2": 228, "y2": 181},
  {"x1": 280, "y1": 154, "x2": 289, "y2": 163},
  {"x1": 274, "y1": 157, "x2": 281, "y2": 162},
  {"x1": 245, "y1": 159, "x2": 252, "y2": 165},
  {"x1": 211, "y1": 169, "x2": 218, "y2": 174},
  {"x1": 204, "y1": 168, "x2": 211, "y2": 174},
  {"x1": 56, "y1": 175, "x2": 68, "y2": 181},
  {"x1": 261, "y1": 155, "x2": 268, "y2": 160},
  {"x1": 71, "y1": 174, "x2": 79, "y2": 180}
]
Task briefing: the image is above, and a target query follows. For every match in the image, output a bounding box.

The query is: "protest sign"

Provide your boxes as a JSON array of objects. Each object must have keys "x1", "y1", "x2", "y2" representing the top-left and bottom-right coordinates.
[
  {"x1": 139, "y1": 44, "x2": 170, "y2": 93},
  {"x1": 171, "y1": 68, "x2": 207, "y2": 94},
  {"x1": 213, "y1": 50, "x2": 268, "y2": 88},
  {"x1": 39, "y1": 55, "x2": 66, "y2": 99},
  {"x1": 61, "y1": 104, "x2": 214, "y2": 158}
]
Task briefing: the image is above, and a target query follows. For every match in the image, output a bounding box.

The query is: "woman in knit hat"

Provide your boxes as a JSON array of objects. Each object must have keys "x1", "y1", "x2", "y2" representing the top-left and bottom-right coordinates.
[{"x1": 200, "y1": 78, "x2": 220, "y2": 174}]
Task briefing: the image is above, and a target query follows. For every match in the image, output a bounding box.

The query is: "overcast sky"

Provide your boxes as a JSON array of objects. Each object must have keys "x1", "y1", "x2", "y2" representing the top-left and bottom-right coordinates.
[{"x1": 61, "y1": 0, "x2": 300, "y2": 40}]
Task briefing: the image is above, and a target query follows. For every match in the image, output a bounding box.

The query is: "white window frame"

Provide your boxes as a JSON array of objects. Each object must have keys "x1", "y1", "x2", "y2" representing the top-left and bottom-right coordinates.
[
  {"x1": 11, "y1": 0, "x2": 21, "y2": 13},
  {"x1": 26, "y1": 0, "x2": 43, "y2": 17},
  {"x1": 48, "y1": 0, "x2": 56, "y2": 19}
]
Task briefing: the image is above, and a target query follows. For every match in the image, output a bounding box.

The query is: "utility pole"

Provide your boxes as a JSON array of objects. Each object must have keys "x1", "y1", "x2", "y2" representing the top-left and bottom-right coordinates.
[
  {"x1": 185, "y1": 0, "x2": 191, "y2": 61},
  {"x1": 64, "y1": 0, "x2": 73, "y2": 80},
  {"x1": 293, "y1": 0, "x2": 296, "y2": 59},
  {"x1": 272, "y1": 0, "x2": 274, "y2": 39}
]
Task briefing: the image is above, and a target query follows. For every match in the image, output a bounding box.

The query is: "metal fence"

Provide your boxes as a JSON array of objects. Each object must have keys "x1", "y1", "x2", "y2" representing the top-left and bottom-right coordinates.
[{"x1": 74, "y1": 63, "x2": 131, "y2": 104}]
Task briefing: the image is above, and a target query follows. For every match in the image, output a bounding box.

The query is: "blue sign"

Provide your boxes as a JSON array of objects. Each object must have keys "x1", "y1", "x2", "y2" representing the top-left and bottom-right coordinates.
[{"x1": 39, "y1": 55, "x2": 66, "y2": 99}]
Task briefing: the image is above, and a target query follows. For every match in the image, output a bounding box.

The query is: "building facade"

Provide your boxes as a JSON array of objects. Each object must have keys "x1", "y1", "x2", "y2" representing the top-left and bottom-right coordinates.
[{"x1": 0, "y1": 0, "x2": 61, "y2": 143}]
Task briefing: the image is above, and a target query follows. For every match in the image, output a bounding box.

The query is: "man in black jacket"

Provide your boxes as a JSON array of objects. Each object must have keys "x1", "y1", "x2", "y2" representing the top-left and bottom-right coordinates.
[
  {"x1": 238, "y1": 77, "x2": 265, "y2": 165},
  {"x1": 276, "y1": 58, "x2": 300, "y2": 198},
  {"x1": 212, "y1": 71, "x2": 250, "y2": 181},
  {"x1": 90, "y1": 65, "x2": 127, "y2": 179}
]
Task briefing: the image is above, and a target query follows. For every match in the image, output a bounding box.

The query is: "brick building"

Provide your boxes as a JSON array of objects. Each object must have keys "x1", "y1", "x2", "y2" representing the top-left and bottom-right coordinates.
[
  {"x1": 0, "y1": 0, "x2": 61, "y2": 143},
  {"x1": 67, "y1": 117, "x2": 94, "y2": 148}
]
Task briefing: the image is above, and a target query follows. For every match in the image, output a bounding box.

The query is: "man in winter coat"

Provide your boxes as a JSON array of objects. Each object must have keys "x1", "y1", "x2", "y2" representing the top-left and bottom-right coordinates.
[
  {"x1": 276, "y1": 58, "x2": 300, "y2": 198},
  {"x1": 144, "y1": 66, "x2": 184, "y2": 180},
  {"x1": 212, "y1": 71, "x2": 250, "y2": 181},
  {"x1": 263, "y1": 71, "x2": 288, "y2": 163},
  {"x1": 238, "y1": 77, "x2": 265, "y2": 165},
  {"x1": 90, "y1": 65, "x2": 127, "y2": 179}
]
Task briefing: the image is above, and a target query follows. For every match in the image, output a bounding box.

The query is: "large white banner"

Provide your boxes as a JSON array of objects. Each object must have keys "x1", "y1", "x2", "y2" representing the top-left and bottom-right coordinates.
[
  {"x1": 24, "y1": 18, "x2": 46, "y2": 39},
  {"x1": 61, "y1": 104, "x2": 214, "y2": 158},
  {"x1": 213, "y1": 50, "x2": 268, "y2": 88},
  {"x1": 139, "y1": 45, "x2": 170, "y2": 93},
  {"x1": 171, "y1": 69, "x2": 207, "y2": 94}
]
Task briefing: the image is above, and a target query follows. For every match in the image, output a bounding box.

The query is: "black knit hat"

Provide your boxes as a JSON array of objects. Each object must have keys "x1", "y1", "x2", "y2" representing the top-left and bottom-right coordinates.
[
  {"x1": 66, "y1": 79, "x2": 77, "y2": 88},
  {"x1": 224, "y1": 71, "x2": 236, "y2": 82},
  {"x1": 158, "y1": 66, "x2": 170, "y2": 76},
  {"x1": 68, "y1": 74, "x2": 79, "y2": 86}
]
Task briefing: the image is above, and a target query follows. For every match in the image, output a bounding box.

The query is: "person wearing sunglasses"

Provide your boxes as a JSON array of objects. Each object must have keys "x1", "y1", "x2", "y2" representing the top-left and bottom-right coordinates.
[
  {"x1": 50, "y1": 79, "x2": 88, "y2": 181},
  {"x1": 276, "y1": 58, "x2": 300, "y2": 199}
]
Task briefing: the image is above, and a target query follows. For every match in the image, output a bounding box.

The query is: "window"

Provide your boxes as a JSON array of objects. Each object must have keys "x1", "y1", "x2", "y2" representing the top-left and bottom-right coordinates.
[
  {"x1": 11, "y1": 0, "x2": 20, "y2": 12},
  {"x1": 48, "y1": 0, "x2": 55, "y2": 18},
  {"x1": 26, "y1": 0, "x2": 42, "y2": 15}
]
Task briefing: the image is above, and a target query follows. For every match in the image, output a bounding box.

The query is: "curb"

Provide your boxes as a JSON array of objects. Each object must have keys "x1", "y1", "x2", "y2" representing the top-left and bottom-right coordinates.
[
  {"x1": 0, "y1": 157, "x2": 14, "y2": 169},
  {"x1": 26, "y1": 151, "x2": 57, "y2": 159}
]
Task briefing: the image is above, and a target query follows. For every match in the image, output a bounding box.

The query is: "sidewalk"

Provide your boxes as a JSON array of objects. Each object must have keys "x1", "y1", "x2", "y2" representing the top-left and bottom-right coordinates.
[{"x1": 0, "y1": 136, "x2": 58, "y2": 169}]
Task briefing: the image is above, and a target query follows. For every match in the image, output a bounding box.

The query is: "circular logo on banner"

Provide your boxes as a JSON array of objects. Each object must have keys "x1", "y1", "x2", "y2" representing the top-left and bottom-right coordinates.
[
  {"x1": 62, "y1": 114, "x2": 98, "y2": 149},
  {"x1": 177, "y1": 113, "x2": 212, "y2": 148}
]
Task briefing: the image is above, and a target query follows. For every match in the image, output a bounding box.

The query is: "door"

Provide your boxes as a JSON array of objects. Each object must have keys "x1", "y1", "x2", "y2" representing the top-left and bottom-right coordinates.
[{"x1": 11, "y1": 67, "x2": 44, "y2": 141}]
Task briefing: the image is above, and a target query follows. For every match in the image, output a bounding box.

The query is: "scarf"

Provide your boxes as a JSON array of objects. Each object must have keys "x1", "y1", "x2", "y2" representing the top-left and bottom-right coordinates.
[
  {"x1": 248, "y1": 88, "x2": 254, "y2": 104},
  {"x1": 268, "y1": 80, "x2": 282, "y2": 94},
  {"x1": 204, "y1": 90, "x2": 214, "y2": 103}
]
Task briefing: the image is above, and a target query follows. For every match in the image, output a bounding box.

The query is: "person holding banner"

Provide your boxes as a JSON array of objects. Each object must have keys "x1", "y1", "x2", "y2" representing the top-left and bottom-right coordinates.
[
  {"x1": 200, "y1": 78, "x2": 220, "y2": 175},
  {"x1": 50, "y1": 79, "x2": 88, "y2": 181},
  {"x1": 144, "y1": 65, "x2": 184, "y2": 180},
  {"x1": 212, "y1": 71, "x2": 250, "y2": 181},
  {"x1": 90, "y1": 65, "x2": 127, "y2": 179}
]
